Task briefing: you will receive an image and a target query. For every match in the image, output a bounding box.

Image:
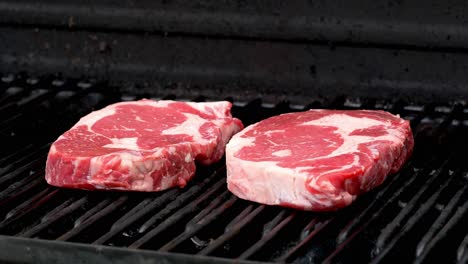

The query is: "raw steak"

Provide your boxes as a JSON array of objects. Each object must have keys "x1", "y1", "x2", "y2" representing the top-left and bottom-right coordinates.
[
  {"x1": 226, "y1": 110, "x2": 413, "y2": 211},
  {"x1": 46, "y1": 99, "x2": 243, "y2": 191}
]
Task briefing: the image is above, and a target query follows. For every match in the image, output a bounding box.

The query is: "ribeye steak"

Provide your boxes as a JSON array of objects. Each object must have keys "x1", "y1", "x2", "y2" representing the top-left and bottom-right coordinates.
[
  {"x1": 46, "y1": 99, "x2": 243, "y2": 191},
  {"x1": 226, "y1": 110, "x2": 413, "y2": 211}
]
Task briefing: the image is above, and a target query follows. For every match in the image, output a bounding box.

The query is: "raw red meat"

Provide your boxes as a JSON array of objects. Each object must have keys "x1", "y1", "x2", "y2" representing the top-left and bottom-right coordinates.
[
  {"x1": 46, "y1": 99, "x2": 243, "y2": 191},
  {"x1": 226, "y1": 110, "x2": 413, "y2": 211}
]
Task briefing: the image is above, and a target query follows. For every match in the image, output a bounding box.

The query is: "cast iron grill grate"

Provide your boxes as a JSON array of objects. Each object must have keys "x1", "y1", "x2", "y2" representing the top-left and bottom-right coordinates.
[{"x1": 1, "y1": 73, "x2": 468, "y2": 263}]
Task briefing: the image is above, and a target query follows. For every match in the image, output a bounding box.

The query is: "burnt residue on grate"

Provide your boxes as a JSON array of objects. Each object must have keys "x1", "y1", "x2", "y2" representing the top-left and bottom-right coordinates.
[{"x1": 1, "y1": 74, "x2": 468, "y2": 263}]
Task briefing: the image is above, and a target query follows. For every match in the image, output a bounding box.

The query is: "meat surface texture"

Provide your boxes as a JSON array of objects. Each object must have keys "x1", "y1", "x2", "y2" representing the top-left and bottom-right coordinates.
[
  {"x1": 226, "y1": 110, "x2": 413, "y2": 211},
  {"x1": 46, "y1": 99, "x2": 243, "y2": 191}
]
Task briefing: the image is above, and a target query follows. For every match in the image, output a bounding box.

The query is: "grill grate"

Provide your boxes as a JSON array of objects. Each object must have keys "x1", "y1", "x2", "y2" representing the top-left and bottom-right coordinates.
[{"x1": 1, "y1": 73, "x2": 468, "y2": 263}]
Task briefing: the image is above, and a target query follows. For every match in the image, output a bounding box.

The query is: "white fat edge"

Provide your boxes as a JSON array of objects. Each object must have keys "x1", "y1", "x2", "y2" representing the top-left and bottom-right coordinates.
[
  {"x1": 158, "y1": 165, "x2": 191, "y2": 190},
  {"x1": 185, "y1": 153, "x2": 192, "y2": 162},
  {"x1": 272, "y1": 149, "x2": 292, "y2": 157},
  {"x1": 183, "y1": 101, "x2": 231, "y2": 118},
  {"x1": 210, "y1": 118, "x2": 244, "y2": 150},
  {"x1": 158, "y1": 157, "x2": 193, "y2": 190},
  {"x1": 327, "y1": 135, "x2": 373, "y2": 156},
  {"x1": 227, "y1": 156, "x2": 295, "y2": 196},
  {"x1": 159, "y1": 174, "x2": 177, "y2": 190},
  {"x1": 88, "y1": 156, "x2": 98, "y2": 181},
  {"x1": 91, "y1": 184, "x2": 109, "y2": 190},
  {"x1": 300, "y1": 114, "x2": 388, "y2": 134},
  {"x1": 88, "y1": 149, "x2": 160, "y2": 179},
  {"x1": 74, "y1": 107, "x2": 117, "y2": 129},
  {"x1": 304, "y1": 154, "x2": 360, "y2": 193},
  {"x1": 227, "y1": 117, "x2": 259, "y2": 138},
  {"x1": 48, "y1": 144, "x2": 57, "y2": 154},
  {"x1": 45, "y1": 145, "x2": 56, "y2": 182},
  {"x1": 226, "y1": 134, "x2": 256, "y2": 156},
  {"x1": 228, "y1": 156, "x2": 337, "y2": 207},
  {"x1": 71, "y1": 159, "x2": 82, "y2": 181},
  {"x1": 143, "y1": 100, "x2": 172, "y2": 107},
  {"x1": 227, "y1": 145, "x2": 331, "y2": 206},
  {"x1": 301, "y1": 114, "x2": 406, "y2": 157},
  {"x1": 227, "y1": 140, "x2": 359, "y2": 207},
  {"x1": 168, "y1": 146, "x2": 176, "y2": 154},
  {"x1": 86, "y1": 136, "x2": 167, "y2": 181},
  {"x1": 53, "y1": 134, "x2": 67, "y2": 142},
  {"x1": 225, "y1": 119, "x2": 244, "y2": 138},
  {"x1": 88, "y1": 153, "x2": 126, "y2": 180},
  {"x1": 330, "y1": 128, "x2": 406, "y2": 156},
  {"x1": 161, "y1": 113, "x2": 210, "y2": 144},
  {"x1": 125, "y1": 99, "x2": 173, "y2": 108},
  {"x1": 130, "y1": 174, "x2": 154, "y2": 191},
  {"x1": 129, "y1": 149, "x2": 165, "y2": 175}
]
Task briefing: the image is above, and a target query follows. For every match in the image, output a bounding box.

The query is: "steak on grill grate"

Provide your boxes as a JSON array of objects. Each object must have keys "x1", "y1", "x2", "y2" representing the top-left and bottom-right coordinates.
[
  {"x1": 226, "y1": 110, "x2": 413, "y2": 211},
  {"x1": 45, "y1": 99, "x2": 243, "y2": 191}
]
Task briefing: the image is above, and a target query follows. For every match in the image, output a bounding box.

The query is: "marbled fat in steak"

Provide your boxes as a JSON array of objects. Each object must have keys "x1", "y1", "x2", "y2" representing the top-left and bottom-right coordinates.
[
  {"x1": 46, "y1": 99, "x2": 243, "y2": 191},
  {"x1": 226, "y1": 110, "x2": 413, "y2": 211}
]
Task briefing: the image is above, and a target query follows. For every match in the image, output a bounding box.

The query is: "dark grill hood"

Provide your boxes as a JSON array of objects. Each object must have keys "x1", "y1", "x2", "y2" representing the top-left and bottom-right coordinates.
[{"x1": 2, "y1": 0, "x2": 468, "y2": 104}]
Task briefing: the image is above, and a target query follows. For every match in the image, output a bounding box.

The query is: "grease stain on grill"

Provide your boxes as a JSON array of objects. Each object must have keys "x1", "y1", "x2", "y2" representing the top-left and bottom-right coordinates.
[
  {"x1": 434, "y1": 203, "x2": 445, "y2": 211},
  {"x1": 122, "y1": 230, "x2": 137, "y2": 238},
  {"x1": 26, "y1": 78, "x2": 39, "y2": 85},
  {"x1": 77, "y1": 81, "x2": 93, "y2": 89},
  {"x1": 52, "y1": 79, "x2": 65, "y2": 87},
  {"x1": 397, "y1": 201, "x2": 407, "y2": 208},
  {"x1": 1, "y1": 73, "x2": 14, "y2": 83},
  {"x1": 190, "y1": 236, "x2": 211, "y2": 248}
]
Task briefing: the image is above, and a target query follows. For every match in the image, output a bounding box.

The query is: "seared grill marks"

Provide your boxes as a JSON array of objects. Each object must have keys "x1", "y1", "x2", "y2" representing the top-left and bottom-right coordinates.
[{"x1": 1, "y1": 74, "x2": 468, "y2": 263}]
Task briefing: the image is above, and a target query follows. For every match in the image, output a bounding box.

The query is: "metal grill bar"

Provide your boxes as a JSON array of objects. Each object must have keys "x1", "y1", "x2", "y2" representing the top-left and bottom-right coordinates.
[
  {"x1": 0, "y1": 175, "x2": 44, "y2": 207},
  {"x1": 0, "y1": 141, "x2": 50, "y2": 164},
  {"x1": 371, "y1": 168, "x2": 460, "y2": 263},
  {"x1": 130, "y1": 176, "x2": 227, "y2": 249},
  {"x1": 277, "y1": 218, "x2": 332, "y2": 262},
  {"x1": 93, "y1": 189, "x2": 179, "y2": 245},
  {"x1": 20, "y1": 197, "x2": 88, "y2": 238},
  {"x1": 225, "y1": 205, "x2": 255, "y2": 232},
  {"x1": 457, "y1": 225, "x2": 468, "y2": 261},
  {"x1": 73, "y1": 199, "x2": 114, "y2": 227},
  {"x1": 0, "y1": 144, "x2": 33, "y2": 166},
  {"x1": 238, "y1": 211, "x2": 296, "y2": 260},
  {"x1": 0, "y1": 188, "x2": 58, "y2": 231},
  {"x1": 418, "y1": 185, "x2": 468, "y2": 257},
  {"x1": 374, "y1": 158, "x2": 454, "y2": 252},
  {"x1": 0, "y1": 154, "x2": 45, "y2": 180},
  {"x1": 137, "y1": 171, "x2": 225, "y2": 235},
  {"x1": 184, "y1": 190, "x2": 232, "y2": 229},
  {"x1": 336, "y1": 161, "x2": 416, "y2": 244},
  {"x1": 159, "y1": 193, "x2": 237, "y2": 252},
  {"x1": 197, "y1": 205, "x2": 266, "y2": 256},
  {"x1": 414, "y1": 194, "x2": 468, "y2": 263},
  {"x1": 57, "y1": 196, "x2": 129, "y2": 241}
]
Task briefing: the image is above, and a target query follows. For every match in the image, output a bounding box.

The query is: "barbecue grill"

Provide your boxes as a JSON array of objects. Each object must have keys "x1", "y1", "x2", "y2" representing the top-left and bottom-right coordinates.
[{"x1": 2, "y1": 1, "x2": 468, "y2": 263}]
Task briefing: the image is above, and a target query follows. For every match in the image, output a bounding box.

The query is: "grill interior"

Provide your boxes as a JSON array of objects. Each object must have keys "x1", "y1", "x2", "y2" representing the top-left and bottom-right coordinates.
[{"x1": 1, "y1": 74, "x2": 468, "y2": 263}]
